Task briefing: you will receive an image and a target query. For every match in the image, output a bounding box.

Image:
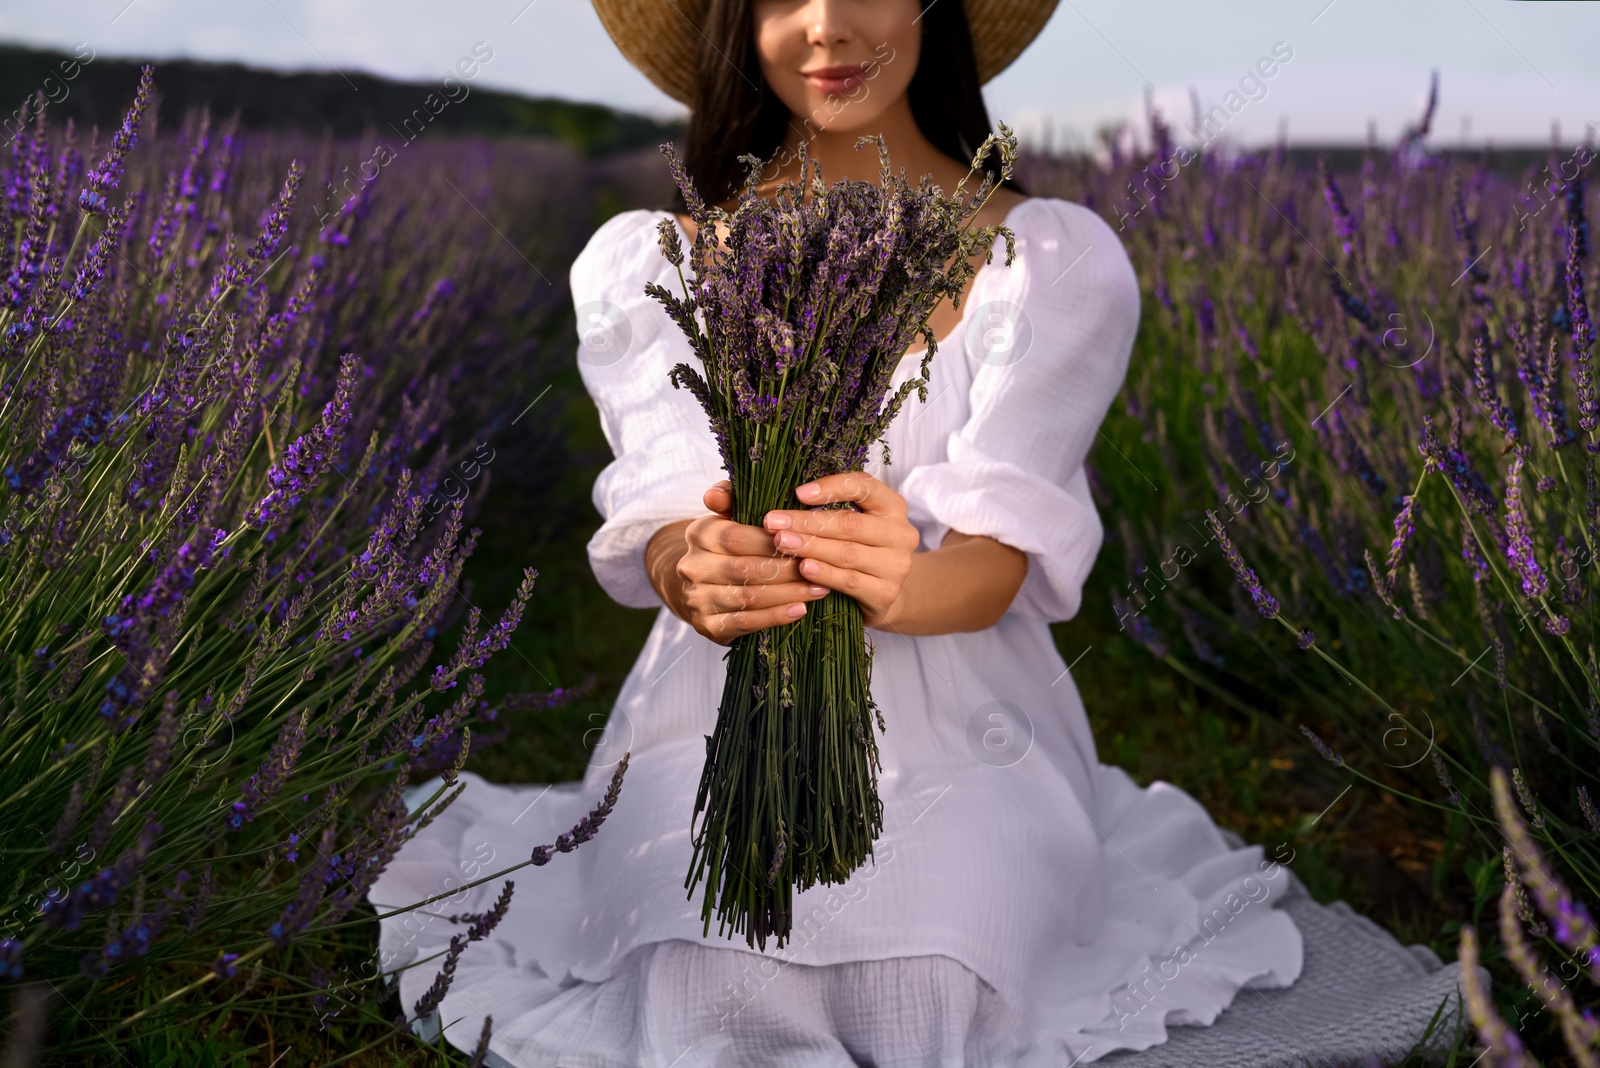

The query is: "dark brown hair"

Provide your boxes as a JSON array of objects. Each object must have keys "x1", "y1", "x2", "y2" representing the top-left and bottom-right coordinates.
[{"x1": 662, "y1": 0, "x2": 1028, "y2": 214}]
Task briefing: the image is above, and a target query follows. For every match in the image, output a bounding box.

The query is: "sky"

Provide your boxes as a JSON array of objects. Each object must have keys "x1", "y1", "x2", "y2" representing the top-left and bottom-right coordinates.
[{"x1": 1, "y1": 0, "x2": 1597, "y2": 151}]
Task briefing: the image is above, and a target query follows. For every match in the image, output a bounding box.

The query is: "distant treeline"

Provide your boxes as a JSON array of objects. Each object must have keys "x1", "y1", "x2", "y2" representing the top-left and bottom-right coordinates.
[{"x1": 0, "y1": 40, "x2": 685, "y2": 156}]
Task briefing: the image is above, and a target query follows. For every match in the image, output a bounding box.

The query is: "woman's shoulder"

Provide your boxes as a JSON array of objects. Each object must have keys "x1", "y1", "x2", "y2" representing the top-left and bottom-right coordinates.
[
  {"x1": 1007, "y1": 195, "x2": 1140, "y2": 323},
  {"x1": 1009, "y1": 195, "x2": 1132, "y2": 265},
  {"x1": 569, "y1": 208, "x2": 674, "y2": 302}
]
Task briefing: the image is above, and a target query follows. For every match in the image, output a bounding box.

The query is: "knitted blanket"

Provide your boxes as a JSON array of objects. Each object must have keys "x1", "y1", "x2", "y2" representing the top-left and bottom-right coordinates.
[{"x1": 1093, "y1": 830, "x2": 1482, "y2": 1068}]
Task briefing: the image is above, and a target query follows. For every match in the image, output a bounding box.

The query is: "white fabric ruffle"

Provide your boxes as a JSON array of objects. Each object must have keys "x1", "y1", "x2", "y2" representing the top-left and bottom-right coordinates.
[{"x1": 372, "y1": 761, "x2": 1302, "y2": 1067}]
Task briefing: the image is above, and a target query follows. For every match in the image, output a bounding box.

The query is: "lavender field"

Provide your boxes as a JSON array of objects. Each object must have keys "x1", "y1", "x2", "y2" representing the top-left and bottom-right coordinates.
[{"x1": 1, "y1": 68, "x2": 1595, "y2": 1065}]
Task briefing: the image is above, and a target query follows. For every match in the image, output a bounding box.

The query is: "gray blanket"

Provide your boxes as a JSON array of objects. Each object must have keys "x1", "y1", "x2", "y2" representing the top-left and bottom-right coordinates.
[{"x1": 1093, "y1": 830, "x2": 1483, "y2": 1068}]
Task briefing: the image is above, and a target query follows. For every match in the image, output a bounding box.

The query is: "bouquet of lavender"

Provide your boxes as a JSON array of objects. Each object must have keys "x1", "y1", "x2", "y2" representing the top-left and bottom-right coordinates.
[{"x1": 647, "y1": 125, "x2": 1019, "y2": 947}]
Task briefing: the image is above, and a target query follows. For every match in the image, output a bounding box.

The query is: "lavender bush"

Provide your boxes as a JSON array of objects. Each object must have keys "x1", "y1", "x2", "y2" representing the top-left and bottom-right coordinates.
[
  {"x1": 0, "y1": 70, "x2": 623, "y2": 1062},
  {"x1": 1020, "y1": 91, "x2": 1598, "y2": 1061}
]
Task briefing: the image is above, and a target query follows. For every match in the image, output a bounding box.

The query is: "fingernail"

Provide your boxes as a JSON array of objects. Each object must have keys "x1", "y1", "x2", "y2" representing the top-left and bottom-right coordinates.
[
  {"x1": 807, "y1": 584, "x2": 828, "y2": 596},
  {"x1": 776, "y1": 531, "x2": 801, "y2": 548},
  {"x1": 800, "y1": 558, "x2": 820, "y2": 575},
  {"x1": 764, "y1": 512, "x2": 791, "y2": 530},
  {"x1": 796, "y1": 483, "x2": 820, "y2": 500},
  {"x1": 785, "y1": 603, "x2": 806, "y2": 618}
]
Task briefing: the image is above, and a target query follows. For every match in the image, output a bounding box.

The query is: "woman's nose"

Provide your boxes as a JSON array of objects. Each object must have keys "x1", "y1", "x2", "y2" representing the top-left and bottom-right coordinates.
[{"x1": 802, "y1": 0, "x2": 854, "y2": 46}]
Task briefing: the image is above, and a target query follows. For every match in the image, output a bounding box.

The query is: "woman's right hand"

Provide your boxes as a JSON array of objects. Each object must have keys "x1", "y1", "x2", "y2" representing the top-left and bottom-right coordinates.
[{"x1": 672, "y1": 479, "x2": 832, "y2": 646}]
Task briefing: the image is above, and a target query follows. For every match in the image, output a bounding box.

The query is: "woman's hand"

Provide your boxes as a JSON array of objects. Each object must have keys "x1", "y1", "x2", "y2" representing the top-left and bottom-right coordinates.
[
  {"x1": 672, "y1": 480, "x2": 832, "y2": 646},
  {"x1": 755, "y1": 471, "x2": 920, "y2": 630},
  {"x1": 671, "y1": 472, "x2": 920, "y2": 644}
]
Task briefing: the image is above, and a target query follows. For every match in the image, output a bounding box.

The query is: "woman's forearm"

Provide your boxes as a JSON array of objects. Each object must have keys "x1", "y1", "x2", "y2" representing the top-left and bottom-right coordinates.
[
  {"x1": 874, "y1": 530, "x2": 1027, "y2": 636},
  {"x1": 646, "y1": 516, "x2": 1026, "y2": 636}
]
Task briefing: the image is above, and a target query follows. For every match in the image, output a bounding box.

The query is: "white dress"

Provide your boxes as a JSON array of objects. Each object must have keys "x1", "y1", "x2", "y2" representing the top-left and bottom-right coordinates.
[{"x1": 368, "y1": 196, "x2": 1304, "y2": 1067}]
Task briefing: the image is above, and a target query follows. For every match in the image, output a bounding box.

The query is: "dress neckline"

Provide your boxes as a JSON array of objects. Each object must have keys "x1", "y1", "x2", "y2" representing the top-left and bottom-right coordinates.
[{"x1": 662, "y1": 196, "x2": 1038, "y2": 361}]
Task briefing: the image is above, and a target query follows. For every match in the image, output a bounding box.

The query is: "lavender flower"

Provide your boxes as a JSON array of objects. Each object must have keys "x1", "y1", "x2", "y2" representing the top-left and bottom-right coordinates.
[
  {"x1": 47, "y1": 763, "x2": 92, "y2": 855},
  {"x1": 415, "y1": 881, "x2": 515, "y2": 1021},
  {"x1": 1491, "y1": 767, "x2": 1600, "y2": 986},
  {"x1": 1366, "y1": 548, "x2": 1404, "y2": 619},
  {"x1": 1430, "y1": 750, "x2": 1461, "y2": 805},
  {"x1": 270, "y1": 826, "x2": 337, "y2": 944},
  {"x1": 77, "y1": 66, "x2": 154, "y2": 215},
  {"x1": 413, "y1": 933, "x2": 468, "y2": 1020},
  {"x1": 244, "y1": 354, "x2": 360, "y2": 534},
  {"x1": 531, "y1": 754, "x2": 629, "y2": 866},
  {"x1": 0, "y1": 938, "x2": 23, "y2": 980},
  {"x1": 1205, "y1": 509, "x2": 1279, "y2": 618},
  {"x1": 765, "y1": 822, "x2": 788, "y2": 887},
  {"x1": 81, "y1": 870, "x2": 188, "y2": 978},
  {"x1": 1417, "y1": 415, "x2": 1495, "y2": 515},
  {"x1": 1458, "y1": 925, "x2": 1535, "y2": 1068},
  {"x1": 1403, "y1": 562, "x2": 1430, "y2": 620},
  {"x1": 1495, "y1": 880, "x2": 1599, "y2": 1057},
  {"x1": 1470, "y1": 336, "x2": 1519, "y2": 443},
  {"x1": 1383, "y1": 493, "x2": 1419, "y2": 592},
  {"x1": 229, "y1": 709, "x2": 309, "y2": 830},
  {"x1": 1502, "y1": 456, "x2": 1549, "y2": 599},
  {"x1": 1568, "y1": 193, "x2": 1598, "y2": 450},
  {"x1": 468, "y1": 1016, "x2": 495, "y2": 1068},
  {"x1": 185, "y1": 866, "x2": 212, "y2": 935},
  {"x1": 39, "y1": 818, "x2": 161, "y2": 932},
  {"x1": 97, "y1": 535, "x2": 218, "y2": 732},
  {"x1": 1511, "y1": 767, "x2": 1546, "y2": 830},
  {"x1": 0, "y1": 73, "x2": 559, "y2": 1031},
  {"x1": 1578, "y1": 785, "x2": 1599, "y2": 834},
  {"x1": 1319, "y1": 158, "x2": 1358, "y2": 258},
  {"x1": 1113, "y1": 596, "x2": 1169, "y2": 657},
  {"x1": 1503, "y1": 846, "x2": 1548, "y2": 938},
  {"x1": 1299, "y1": 723, "x2": 1343, "y2": 766}
]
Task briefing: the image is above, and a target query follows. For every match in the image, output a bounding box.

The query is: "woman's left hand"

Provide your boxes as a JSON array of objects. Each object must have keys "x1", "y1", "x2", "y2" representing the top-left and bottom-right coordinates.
[{"x1": 716, "y1": 471, "x2": 920, "y2": 630}]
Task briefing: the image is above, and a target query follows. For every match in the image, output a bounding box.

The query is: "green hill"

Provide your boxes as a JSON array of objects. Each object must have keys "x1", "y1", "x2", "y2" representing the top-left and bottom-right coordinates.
[{"x1": 0, "y1": 40, "x2": 684, "y2": 156}]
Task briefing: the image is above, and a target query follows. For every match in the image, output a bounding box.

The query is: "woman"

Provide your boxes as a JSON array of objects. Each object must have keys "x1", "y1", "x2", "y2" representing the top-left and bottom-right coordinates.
[{"x1": 368, "y1": 2, "x2": 1304, "y2": 1064}]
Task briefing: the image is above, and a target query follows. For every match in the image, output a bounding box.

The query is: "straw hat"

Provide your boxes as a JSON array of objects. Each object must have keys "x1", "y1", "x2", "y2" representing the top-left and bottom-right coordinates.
[{"x1": 592, "y1": 0, "x2": 1059, "y2": 108}]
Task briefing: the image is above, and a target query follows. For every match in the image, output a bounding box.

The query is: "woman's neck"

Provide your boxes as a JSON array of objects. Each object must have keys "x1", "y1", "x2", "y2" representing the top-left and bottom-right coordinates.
[
  {"x1": 766, "y1": 95, "x2": 965, "y2": 194},
  {"x1": 678, "y1": 96, "x2": 1006, "y2": 243}
]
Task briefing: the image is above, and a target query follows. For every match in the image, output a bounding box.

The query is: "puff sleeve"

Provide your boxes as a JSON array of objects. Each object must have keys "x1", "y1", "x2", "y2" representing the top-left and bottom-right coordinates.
[
  {"x1": 897, "y1": 199, "x2": 1140, "y2": 624},
  {"x1": 573, "y1": 210, "x2": 728, "y2": 610}
]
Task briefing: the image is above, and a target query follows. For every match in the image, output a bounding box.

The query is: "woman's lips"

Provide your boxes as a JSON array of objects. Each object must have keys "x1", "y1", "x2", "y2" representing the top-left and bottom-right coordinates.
[{"x1": 803, "y1": 67, "x2": 866, "y2": 95}]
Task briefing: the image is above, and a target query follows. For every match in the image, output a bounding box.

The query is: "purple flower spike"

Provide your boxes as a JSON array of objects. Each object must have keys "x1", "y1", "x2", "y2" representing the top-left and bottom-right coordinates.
[
  {"x1": 1417, "y1": 415, "x2": 1495, "y2": 514},
  {"x1": 1319, "y1": 158, "x2": 1358, "y2": 258},
  {"x1": 244, "y1": 354, "x2": 360, "y2": 533},
  {"x1": 0, "y1": 938, "x2": 23, "y2": 980},
  {"x1": 1490, "y1": 767, "x2": 1600, "y2": 988},
  {"x1": 1205, "y1": 509, "x2": 1279, "y2": 618},
  {"x1": 1503, "y1": 456, "x2": 1549, "y2": 599},
  {"x1": 1459, "y1": 926, "x2": 1535, "y2": 1068},
  {"x1": 1470, "y1": 336, "x2": 1518, "y2": 443},
  {"x1": 1383, "y1": 494, "x2": 1419, "y2": 592},
  {"x1": 229, "y1": 710, "x2": 309, "y2": 830},
  {"x1": 1431, "y1": 750, "x2": 1462, "y2": 805},
  {"x1": 1298, "y1": 723, "x2": 1343, "y2": 766},
  {"x1": 78, "y1": 66, "x2": 154, "y2": 215}
]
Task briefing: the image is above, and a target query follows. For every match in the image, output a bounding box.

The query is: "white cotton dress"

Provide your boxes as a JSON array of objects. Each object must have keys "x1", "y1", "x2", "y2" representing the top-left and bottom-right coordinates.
[{"x1": 367, "y1": 196, "x2": 1305, "y2": 1067}]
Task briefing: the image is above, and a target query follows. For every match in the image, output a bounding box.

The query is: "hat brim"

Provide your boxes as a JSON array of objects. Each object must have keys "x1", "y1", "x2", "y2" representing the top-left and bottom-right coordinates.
[{"x1": 593, "y1": 0, "x2": 1058, "y2": 108}]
